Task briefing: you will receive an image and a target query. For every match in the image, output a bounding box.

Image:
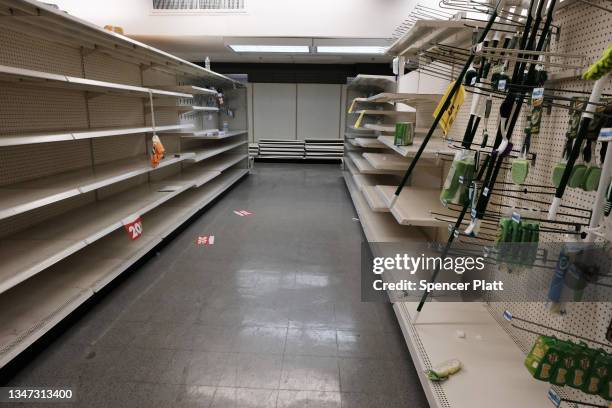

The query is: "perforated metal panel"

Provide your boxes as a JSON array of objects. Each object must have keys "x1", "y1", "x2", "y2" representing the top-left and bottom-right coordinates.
[
  {"x1": 0, "y1": 140, "x2": 92, "y2": 187},
  {"x1": 405, "y1": 2, "x2": 612, "y2": 406},
  {"x1": 0, "y1": 27, "x2": 83, "y2": 76},
  {"x1": 0, "y1": 86, "x2": 88, "y2": 136},
  {"x1": 83, "y1": 52, "x2": 142, "y2": 86},
  {"x1": 91, "y1": 134, "x2": 147, "y2": 164},
  {"x1": 87, "y1": 96, "x2": 145, "y2": 128},
  {"x1": 0, "y1": 193, "x2": 95, "y2": 239}
]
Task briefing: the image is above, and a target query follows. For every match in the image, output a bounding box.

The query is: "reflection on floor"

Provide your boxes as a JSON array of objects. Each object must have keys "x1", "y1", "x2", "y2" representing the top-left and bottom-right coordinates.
[{"x1": 6, "y1": 163, "x2": 428, "y2": 408}]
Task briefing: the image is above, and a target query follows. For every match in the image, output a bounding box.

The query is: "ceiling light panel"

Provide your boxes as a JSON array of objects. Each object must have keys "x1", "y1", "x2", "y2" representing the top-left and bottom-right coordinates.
[
  {"x1": 229, "y1": 45, "x2": 310, "y2": 53},
  {"x1": 316, "y1": 46, "x2": 385, "y2": 54}
]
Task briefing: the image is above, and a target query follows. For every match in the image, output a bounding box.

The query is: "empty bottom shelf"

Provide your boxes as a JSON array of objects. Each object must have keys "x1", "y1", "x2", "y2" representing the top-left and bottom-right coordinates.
[
  {"x1": 394, "y1": 302, "x2": 551, "y2": 408},
  {"x1": 0, "y1": 168, "x2": 249, "y2": 368},
  {"x1": 343, "y1": 171, "x2": 425, "y2": 243}
]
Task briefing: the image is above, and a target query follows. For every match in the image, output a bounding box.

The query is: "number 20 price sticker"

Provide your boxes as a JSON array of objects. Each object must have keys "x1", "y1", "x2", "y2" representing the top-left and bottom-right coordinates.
[{"x1": 122, "y1": 215, "x2": 143, "y2": 241}]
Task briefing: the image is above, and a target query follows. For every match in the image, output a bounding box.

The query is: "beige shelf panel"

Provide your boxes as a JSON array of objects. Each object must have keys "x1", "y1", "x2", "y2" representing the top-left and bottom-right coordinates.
[
  {"x1": 0, "y1": 124, "x2": 193, "y2": 147},
  {"x1": 196, "y1": 153, "x2": 248, "y2": 171},
  {"x1": 347, "y1": 152, "x2": 401, "y2": 175},
  {"x1": 0, "y1": 179, "x2": 194, "y2": 295},
  {"x1": 0, "y1": 155, "x2": 188, "y2": 221},
  {"x1": 152, "y1": 105, "x2": 219, "y2": 114},
  {"x1": 354, "y1": 110, "x2": 415, "y2": 116},
  {"x1": 345, "y1": 131, "x2": 376, "y2": 139},
  {"x1": 0, "y1": 168, "x2": 249, "y2": 368},
  {"x1": 362, "y1": 152, "x2": 410, "y2": 171},
  {"x1": 0, "y1": 64, "x2": 192, "y2": 98},
  {"x1": 180, "y1": 129, "x2": 248, "y2": 140},
  {"x1": 362, "y1": 185, "x2": 390, "y2": 212},
  {"x1": 152, "y1": 85, "x2": 218, "y2": 96},
  {"x1": 364, "y1": 123, "x2": 396, "y2": 133},
  {"x1": 365, "y1": 124, "x2": 431, "y2": 135},
  {"x1": 377, "y1": 135, "x2": 453, "y2": 158},
  {"x1": 376, "y1": 185, "x2": 449, "y2": 227},
  {"x1": 353, "y1": 137, "x2": 387, "y2": 149},
  {"x1": 365, "y1": 92, "x2": 442, "y2": 104},
  {"x1": 0, "y1": 1, "x2": 241, "y2": 86},
  {"x1": 387, "y1": 19, "x2": 515, "y2": 56},
  {"x1": 394, "y1": 302, "x2": 551, "y2": 408},
  {"x1": 164, "y1": 167, "x2": 222, "y2": 188},
  {"x1": 343, "y1": 172, "x2": 426, "y2": 243},
  {"x1": 186, "y1": 140, "x2": 248, "y2": 163},
  {"x1": 387, "y1": 20, "x2": 481, "y2": 56},
  {"x1": 344, "y1": 154, "x2": 360, "y2": 176}
]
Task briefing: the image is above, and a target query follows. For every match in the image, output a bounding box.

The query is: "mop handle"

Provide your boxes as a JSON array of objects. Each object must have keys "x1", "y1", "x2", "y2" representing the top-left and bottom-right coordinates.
[
  {"x1": 389, "y1": 0, "x2": 507, "y2": 209},
  {"x1": 548, "y1": 76, "x2": 607, "y2": 220},
  {"x1": 587, "y1": 141, "x2": 612, "y2": 241}
]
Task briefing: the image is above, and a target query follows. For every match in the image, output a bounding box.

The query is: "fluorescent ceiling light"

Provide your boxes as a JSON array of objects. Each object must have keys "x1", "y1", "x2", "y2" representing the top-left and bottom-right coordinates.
[
  {"x1": 229, "y1": 45, "x2": 310, "y2": 53},
  {"x1": 316, "y1": 46, "x2": 385, "y2": 54}
]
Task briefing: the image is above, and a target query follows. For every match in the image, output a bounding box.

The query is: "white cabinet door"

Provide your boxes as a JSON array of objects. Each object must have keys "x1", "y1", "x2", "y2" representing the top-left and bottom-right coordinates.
[
  {"x1": 296, "y1": 84, "x2": 342, "y2": 140},
  {"x1": 252, "y1": 83, "x2": 297, "y2": 141}
]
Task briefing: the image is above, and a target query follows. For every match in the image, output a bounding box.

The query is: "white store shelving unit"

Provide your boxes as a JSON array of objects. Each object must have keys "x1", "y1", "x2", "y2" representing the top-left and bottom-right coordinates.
[
  {"x1": 376, "y1": 5, "x2": 612, "y2": 408},
  {"x1": 0, "y1": 155, "x2": 189, "y2": 220},
  {"x1": 0, "y1": 0, "x2": 249, "y2": 369},
  {"x1": 186, "y1": 140, "x2": 248, "y2": 163},
  {"x1": 394, "y1": 302, "x2": 551, "y2": 408},
  {"x1": 0, "y1": 168, "x2": 248, "y2": 369}
]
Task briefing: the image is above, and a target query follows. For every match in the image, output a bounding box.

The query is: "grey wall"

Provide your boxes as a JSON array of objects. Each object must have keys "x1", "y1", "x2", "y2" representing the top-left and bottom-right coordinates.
[{"x1": 251, "y1": 83, "x2": 343, "y2": 141}]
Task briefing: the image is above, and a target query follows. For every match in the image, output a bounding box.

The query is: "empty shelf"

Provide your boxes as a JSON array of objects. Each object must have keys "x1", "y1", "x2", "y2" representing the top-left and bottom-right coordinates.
[
  {"x1": 153, "y1": 105, "x2": 219, "y2": 114},
  {"x1": 0, "y1": 124, "x2": 193, "y2": 147},
  {"x1": 0, "y1": 1, "x2": 241, "y2": 87},
  {"x1": 354, "y1": 110, "x2": 415, "y2": 129},
  {"x1": 365, "y1": 92, "x2": 442, "y2": 105},
  {"x1": 363, "y1": 152, "x2": 410, "y2": 171},
  {"x1": 196, "y1": 153, "x2": 248, "y2": 171},
  {"x1": 180, "y1": 129, "x2": 248, "y2": 140},
  {"x1": 164, "y1": 166, "x2": 222, "y2": 188},
  {"x1": 348, "y1": 152, "x2": 401, "y2": 175},
  {"x1": 394, "y1": 302, "x2": 552, "y2": 408},
  {"x1": 152, "y1": 85, "x2": 218, "y2": 96},
  {"x1": 343, "y1": 172, "x2": 427, "y2": 243},
  {"x1": 0, "y1": 168, "x2": 249, "y2": 368},
  {"x1": 354, "y1": 110, "x2": 416, "y2": 116},
  {"x1": 186, "y1": 140, "x2": 248, "y2": 163},
  {"x1": 362, "y1": 185, "x2": 390, "y2": 212},
  {"x1": 387, "y1": 20, "x2": 479, "y2": 56},
  {"x1": 0, "y1": 178, "x2": 195, "y2": 295},
  {"x1": 376, "y1": 185, "x2": 449, "y2": 227},
  {"x1": 353, "y1": 138, "x2": 387, "y2": 149},
  {"x1": 0, "y1": 155, "x2": 187, "y2": 220},
  {"x1": 364, "y1": 123, "x2": 395, "y2": 133},
  {"x1": 377, "y1": 135, "x2": 453, "y2": 158},
  {"x1": 0, "y1": 64, "x2": 192, "y2": 98}
]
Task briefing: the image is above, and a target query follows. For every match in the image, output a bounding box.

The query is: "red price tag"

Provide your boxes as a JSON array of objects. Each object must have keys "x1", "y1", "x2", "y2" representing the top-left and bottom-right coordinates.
[{"x1": 123, "y1": 216, "x2": 143, "y2": 241}]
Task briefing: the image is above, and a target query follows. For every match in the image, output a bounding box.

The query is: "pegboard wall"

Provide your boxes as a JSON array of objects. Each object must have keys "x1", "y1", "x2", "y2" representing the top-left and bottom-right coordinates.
[
  {"x1": 394, "y1": 1, "x2": 612, "y2": 405},
  {"x1": 407, "y1": 1, "x2": 612, "y2": 406},
  {"x1": 0, "y1": 23, "x2": 176, "y2": 238}
]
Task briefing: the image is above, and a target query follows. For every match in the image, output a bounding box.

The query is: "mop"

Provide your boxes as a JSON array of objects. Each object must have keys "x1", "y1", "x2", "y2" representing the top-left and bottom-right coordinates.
[
  {"x1": 465, "y1": 0, "x2": 556, "y2": 237},
  {"x1": 415, "y1": 0, "x2": 539, "y2": 312},
  {"x1": 388, "y1": 0, "x2": 511, "y2": 210},
  {"x1": 548, "y1": 45, "x2": 612, "y2": 220}
]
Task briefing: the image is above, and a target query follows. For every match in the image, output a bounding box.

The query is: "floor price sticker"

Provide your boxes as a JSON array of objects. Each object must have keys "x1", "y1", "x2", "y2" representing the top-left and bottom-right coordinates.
[
  {"x1": 233, "y1": 209, "x2": 254, "y2": 217},
  {"x1": 196, "y1": 235, "x2": 215, "y2": 246}
]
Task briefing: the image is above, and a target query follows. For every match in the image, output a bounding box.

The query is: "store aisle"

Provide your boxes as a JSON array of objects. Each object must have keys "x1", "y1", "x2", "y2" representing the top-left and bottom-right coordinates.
[{"x1": 6, "y1": 163, "x2": 428, "y2": 408}]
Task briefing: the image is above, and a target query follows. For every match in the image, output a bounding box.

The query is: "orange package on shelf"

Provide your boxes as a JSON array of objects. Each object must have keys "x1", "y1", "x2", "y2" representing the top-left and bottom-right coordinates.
[{"x1": 150, "y1": 134, "x2": 165, "y2": 168}]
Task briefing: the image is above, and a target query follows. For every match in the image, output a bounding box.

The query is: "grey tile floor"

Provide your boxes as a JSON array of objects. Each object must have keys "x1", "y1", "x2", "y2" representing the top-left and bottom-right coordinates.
[{"x1": 6, "y1": 163, "x2": 428, "y2": 408}]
